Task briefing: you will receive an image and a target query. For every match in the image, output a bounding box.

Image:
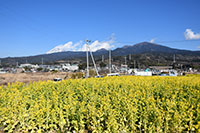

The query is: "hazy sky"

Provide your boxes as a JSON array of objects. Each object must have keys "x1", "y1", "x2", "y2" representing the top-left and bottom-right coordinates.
[{"x1": 0, "y1": 0, "x2": 200, "y2": 57}]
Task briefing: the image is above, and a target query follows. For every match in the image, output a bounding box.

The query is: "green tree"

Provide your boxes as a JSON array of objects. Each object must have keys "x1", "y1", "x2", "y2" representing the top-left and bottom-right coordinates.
[
  {"x1": 99, "y1": 62, "x2": 106, "y2": 68},
  {"x1": 78, "y1": 63, "x2": 87, "y2": 70},
  {"x1": 37, "y1": 67, "x2": 43, "y2": 72}
]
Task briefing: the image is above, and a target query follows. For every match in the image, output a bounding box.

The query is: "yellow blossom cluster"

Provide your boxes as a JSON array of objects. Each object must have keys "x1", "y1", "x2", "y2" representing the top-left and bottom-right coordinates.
[{"x1": 0, "y1": 76, "x2": 200, "y2": 132}]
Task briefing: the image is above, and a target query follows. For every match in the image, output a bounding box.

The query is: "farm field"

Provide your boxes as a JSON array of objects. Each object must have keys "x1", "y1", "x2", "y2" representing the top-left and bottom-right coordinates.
[
  {"x1": 0, "y1": 72, "x2": 74, "y2": 85},
  {"x1": 0, "y1": 76, "x2": 200, "y2": 132}
]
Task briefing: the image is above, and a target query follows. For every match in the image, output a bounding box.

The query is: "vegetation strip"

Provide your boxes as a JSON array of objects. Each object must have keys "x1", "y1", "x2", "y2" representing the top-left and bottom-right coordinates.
[{"x1": 0, "y1": 76, "x2": 200, "y2": 132}]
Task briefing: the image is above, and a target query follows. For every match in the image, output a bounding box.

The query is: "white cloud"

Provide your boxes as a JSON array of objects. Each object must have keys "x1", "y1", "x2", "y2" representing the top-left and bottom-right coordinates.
[
  {"x1": 150, "y1": 38, "x2": 156, "y2": 43},
  {"x1": 184, "y1": 29, "x2": 200, "y2": 40},
  {"x1": 78, "y1": 38, "x2": 115, "y2": 52},
  {"x1": 73, "y1": 41, "x2": 83, "y2": 49},
  {"x1": 46, "y1": 34, "x2": 115, "y2": 54},
  {"x1": 46, "y1": 41, "x2": 74, "y2": 54}
]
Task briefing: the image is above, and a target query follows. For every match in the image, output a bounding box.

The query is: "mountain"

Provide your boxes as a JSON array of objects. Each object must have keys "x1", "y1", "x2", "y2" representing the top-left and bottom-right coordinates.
[
  {"x1": 0, "y1": 42, "x2": 200, "y2": 66},
  {"x1": 113, "y1": 42, "x2": 200, "y2": 56}
]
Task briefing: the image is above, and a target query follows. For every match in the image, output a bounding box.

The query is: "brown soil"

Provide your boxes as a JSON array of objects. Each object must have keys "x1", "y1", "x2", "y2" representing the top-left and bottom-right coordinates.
[{"x1": 0, "y1": 72, "x2": 69, "y2": 85}]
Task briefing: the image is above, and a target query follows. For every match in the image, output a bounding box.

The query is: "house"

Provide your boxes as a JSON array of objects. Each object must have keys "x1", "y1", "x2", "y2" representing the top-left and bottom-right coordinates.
[
  {"x1": 149, "y1": 66, "x2": 177, "y2": 76},
  {"x1": 149, "y1": 66, "x2": 173, "y2": 71},
  {"x1": 19, "y1": 63, "x2": 39, "y2": 69},
  {"x1": 134, "y1": 69, "x2": 152, "y2": 76},
  {"x1": 62, "y1": 64, "x2": 79, "y2": 71},
  {"x1": 0, "y1": 68, "x2": 7, "y2": 74}
]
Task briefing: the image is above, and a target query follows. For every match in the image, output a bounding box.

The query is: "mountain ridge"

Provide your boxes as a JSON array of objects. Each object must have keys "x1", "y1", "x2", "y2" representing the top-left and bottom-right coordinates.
[{"x1": 0, "y1": 42, "x2": 200, "y2": 66}]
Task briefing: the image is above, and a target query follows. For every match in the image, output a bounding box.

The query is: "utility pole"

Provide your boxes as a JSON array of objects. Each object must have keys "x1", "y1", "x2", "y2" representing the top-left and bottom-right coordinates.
[
  {"x1": 125, "y1": 56, "x2": 127, "y2": 65},
  {"x1": 42, "y1": 58, "x2": 44, "y2": 65},
  {"x1": 134, "y1": 60, "x2": 136, "y2": 69},
  {"x1": 109, "y1": 50, "x2": 111, "y2": 73},
  {"x1": 125, "y1": 56, "x2": 128, "y2": 74},
  {"x1": 129, "y1": 54, "x2": 131, "y2": 60},
  {"x1": 86, "y1": 40, "x2": 91, "y2": 78},
  {"x1": 173, "y1": 54, "x2": 176, "y2": 63},
  {"x1": 138, "y1": 62, "x2": 140, "y2": 69},
  {"x1": 88, "y1": 46, "x2": 99, "y2": 76},
  {"x1": 16, "y1": 62, "x2": 18, "y2": 67},
  {"x1": 102, "y1": 55, "x2": 104, "y2": 62},
  {"x1": 181, "y1": 64, "x2": 183, "y2": 71}
]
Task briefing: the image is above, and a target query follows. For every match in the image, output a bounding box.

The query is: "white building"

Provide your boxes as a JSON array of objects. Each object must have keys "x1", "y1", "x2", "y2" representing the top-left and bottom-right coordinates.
[
  {"x1": 134, "y1": 69, "x2": 152, "y2": 76},
  {"x1": 0, "y1": 68, "x2": 6, "y2": 74},
  {"x1": 62, "y1": 64, "x2": 79, "y2": 71},
  {"x1": 19, "y1": 64, "x2": 39, "y2": 68}
]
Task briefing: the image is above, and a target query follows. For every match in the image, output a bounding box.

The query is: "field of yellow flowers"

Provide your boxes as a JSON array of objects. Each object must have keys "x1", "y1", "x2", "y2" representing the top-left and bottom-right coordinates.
[{"x1": 0, "y1": 76, "x2": 200, "y2": 132}]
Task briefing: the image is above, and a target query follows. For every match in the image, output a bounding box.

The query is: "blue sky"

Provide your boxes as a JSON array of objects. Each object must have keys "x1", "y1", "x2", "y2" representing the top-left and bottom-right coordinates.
[{"x1": 0, "y1": 0, "x2": 200, "y2": 57}]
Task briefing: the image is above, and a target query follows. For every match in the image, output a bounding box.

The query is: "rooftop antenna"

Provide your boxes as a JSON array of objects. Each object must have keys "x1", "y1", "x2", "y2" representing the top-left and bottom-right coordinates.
[
  {"x1": 85, "y1": 40, "x2": 91, "y2": 78},
  {"x1": 109, "y1": 50, "x2": 112, "y2": 73}
]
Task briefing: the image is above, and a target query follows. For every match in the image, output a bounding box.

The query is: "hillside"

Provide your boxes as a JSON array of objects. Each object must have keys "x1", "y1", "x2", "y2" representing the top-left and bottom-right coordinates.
[
  {"x1": 113, "y1": 42, "x2": 200, "y2": 56},
  {"x1": 0, "y1": 42, "x2": 200, "y2": 67}
]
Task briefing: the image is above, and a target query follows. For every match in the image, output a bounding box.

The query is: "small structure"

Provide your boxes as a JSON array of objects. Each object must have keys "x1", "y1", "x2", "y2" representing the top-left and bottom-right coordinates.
[
  {"x1": 134, "y1": 71, "x2": 152, "y2": 76},
  {"x1": 95, "y1": 75, "x2": 104, "y2": 78},
  {"x1": 149, "y1": 66, "x2": 177, "y2": 76},
  {"x1": 134, "y1": 69, "x2": 152, "y2": 76},
  {"x1": 149, "y1": 66, "x2": 173, "y2": 70},
  {"x1": 62, "y1": 64, "x2": 79, "y2": 71},
  {"x1": 0, "y1": 68, "x2": 7, "y2": 74},
  {"x1": 150, "y1": 66, "x2": 173, "y2": 74},
  {"x1": 19, "y1": 63, "x2": 39, "y2": 69},
  {"x1": 16, "y1": 68, "x2": 24, "y2": 73},
  {"x1": 120, "y1": 64, "x2": 128, "y2": 73},
  {"x1": 53, "y1": 78, "x2": 62, "y2": 82},
  {"x1": 107, "y1": 73, "x2": 120, "y2": 77},
  {"x1": 160, "y1": 70, "x2": 178, "y2": 76}
]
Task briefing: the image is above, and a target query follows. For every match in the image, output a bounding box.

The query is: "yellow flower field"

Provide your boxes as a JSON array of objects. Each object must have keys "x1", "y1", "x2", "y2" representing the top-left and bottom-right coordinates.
[{"x1": 0, "y1": 76, "x2": 200, "y2": 132}]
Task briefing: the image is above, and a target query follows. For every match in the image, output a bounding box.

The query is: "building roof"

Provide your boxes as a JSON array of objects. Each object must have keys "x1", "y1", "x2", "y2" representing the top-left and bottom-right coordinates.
[{"x1": 149, "y1": 66, "x2": 173, "y2": 70}]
